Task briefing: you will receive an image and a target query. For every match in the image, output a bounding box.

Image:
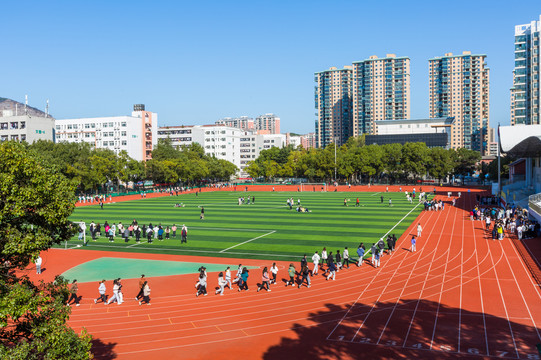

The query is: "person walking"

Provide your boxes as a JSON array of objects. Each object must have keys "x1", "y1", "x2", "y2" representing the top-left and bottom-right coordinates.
[
  {"x1": 172, "y1": 224, "x2": 177, "y2": 238},
  {"x1": 298, "y1": 264, "x2": 311, "y2": 288},
  {"x1": 238, "y1": 268, "x2": 249, "y2": 292},
  {"x1": 370, "y1": 244, "x2": 377, "y2": 266},
  {"x1": 411, "y1": 235, "x2": 417, "y2": 252},
  {"x1": 335, "y1": 250, "x2": 342, "y2": 271},
  {"x1": 106, "y1": 279, "x2": 121, "y2": 305},
  {"x1": 374, "y1": 249, "x2": 381, "y2": 267},
  {"x1": 417, "y1": 223, "x2": 423, "y2": 238},
  {"x1": 116, "y1": 278, "x2": 124, "y2": 305},
  {"x1": 139, "y1": 281, "x2": 151, "y2": 305},
  {"x1": 216, "y1": 272, "x2": 228, "y2": 295},
  {"x1": 356, "y1": 243, "x2": 365, "y2": 266},
  {"x1": 257, "y1": 267, "x2": 271, "y2": 292},
  {"x1": 135, "y1": 275, "x2": 146, "y2": 301},
  {"x1": 200, "y1": 207, "x2": 205, "y2": 220},
  {"x1": 181, "y1": 225, "x2": 188, "y2": 243},
  {"x1": 66, "y1": 279, "x2": 80, "y2": 307},
  {"x1": 94, "y1": 280, "x2": 107, "y2": 304},
  {"x1": 321, "y1": 247, "x2": 328, "y2": 267},
  {"x1": 311, "y1": 251, "x2": 320, "y2": 275},
  {"x1": 270, "y1": 263, "x2": 278, "y2": 284},
  {"x1": 286, "y1": 264, "x2": 296, "y2": 287},
  {"x1": 225, "y1": 266, "x2": 232, "y2": 289},
  {"x1": 196, "y1": 272, "x2": 208, "y2": 297},
  {"x1": 343, "y1": 247, "x2": 350, "y2": 268},
  {"x1": 326, "y1": 261, "x2": 337, "y2": 281},
  {"x1": 356, "y1": 198, "x2": 360, "y2": 207},
  {"x1": 35, "y1": 255, "x2": 42, "y2": 274},
  {"x1": 233, "y1": 264, "x2": 242, "y2": 285}
]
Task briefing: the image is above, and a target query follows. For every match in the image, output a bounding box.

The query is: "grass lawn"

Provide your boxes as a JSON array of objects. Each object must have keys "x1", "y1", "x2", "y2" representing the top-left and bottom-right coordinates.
[{"x1": 62, "y1": 190, "x2": 423, "y2": 261}]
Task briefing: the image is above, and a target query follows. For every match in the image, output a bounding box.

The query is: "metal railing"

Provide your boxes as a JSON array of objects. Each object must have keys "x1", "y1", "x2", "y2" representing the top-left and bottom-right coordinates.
[{"x1": 529, "y1": 193, "x2": 541, "y2": 215}]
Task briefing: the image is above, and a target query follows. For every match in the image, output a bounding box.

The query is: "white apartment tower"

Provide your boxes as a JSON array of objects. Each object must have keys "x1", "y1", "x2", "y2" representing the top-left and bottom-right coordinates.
[
  {"x1": 352, "y1": 54, "x2": 410, "y2": 136},
  {"x1": 429, "y1": 52, "x2": 490, "y2": 155},
  {"x1": 511, "y1": 15, "x2": 541, "y2": 126},
  {"x1": 55, "y1": 105, "x2": 158, "y2": 161}
]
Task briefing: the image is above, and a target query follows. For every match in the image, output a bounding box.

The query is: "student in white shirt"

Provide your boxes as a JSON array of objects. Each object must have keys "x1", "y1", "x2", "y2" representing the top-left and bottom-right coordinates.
[
  {"x1": 311, "y1": 251, "x2": 320, "y2": 275},
  {"x1": 270, "y1": 263, "x2": 279, "y2": 284}
]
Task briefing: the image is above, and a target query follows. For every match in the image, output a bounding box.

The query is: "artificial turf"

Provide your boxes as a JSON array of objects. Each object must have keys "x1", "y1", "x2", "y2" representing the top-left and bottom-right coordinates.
[{"x1": 62, "y1": 191, "x2": 423, "y2": 261}]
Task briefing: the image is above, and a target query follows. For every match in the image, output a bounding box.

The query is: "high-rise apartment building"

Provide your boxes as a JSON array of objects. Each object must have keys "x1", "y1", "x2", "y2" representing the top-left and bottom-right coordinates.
[
  {"x1": 255, "y1": 113, "x2": 280, "y2": 134},
  {"x1": 314, "y1": 66, "x2": 353, "y2": 148},
  {"x1": 429, "y1": 51, "x2": 490, "y2": 155},
  {"x1": 510, "y1": 15, "x2": 541, "y2": 126},
  {"x1": 352, "y1": 54, "x2": 410, "y2": 136},
  {"x1": 315, "y1": 55, "x2": 410, "y2": 148}
]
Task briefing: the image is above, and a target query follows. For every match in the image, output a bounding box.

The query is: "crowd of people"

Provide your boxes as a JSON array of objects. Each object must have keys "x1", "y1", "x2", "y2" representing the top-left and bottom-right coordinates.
[
  {"x1": 84, "y1": 220, "x2": 188, "y2": 244},
  {"x1": 470, "y1": 203, "x2": 540, "y2": 241}
]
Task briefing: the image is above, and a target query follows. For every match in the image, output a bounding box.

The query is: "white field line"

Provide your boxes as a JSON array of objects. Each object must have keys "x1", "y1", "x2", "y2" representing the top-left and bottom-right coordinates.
[
  {"x1": 188, "y1": 226, "x2": 275, "y2": 232},
  {"x1": 127, "y1": 242, "x2": 142, "y2": 248},
  {"x1": 370, "y1": 192, "x2": 381, "y2": 196},
  {"x1": 380, "y1": 202, "x2": 423, "y2": 240},
  {"x1": 73, "y1": 243, "x2": 297, "y2": 258},
  {"x1": 219, "y1": 231, "x2": 276, "y2": 253}
]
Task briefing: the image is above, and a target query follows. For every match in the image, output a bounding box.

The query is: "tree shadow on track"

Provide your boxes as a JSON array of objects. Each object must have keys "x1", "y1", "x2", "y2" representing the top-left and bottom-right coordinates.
[
  {"x1": 263, "y1": 299, "x2": 541, "y2": 360},
  {"x1": 91, "y1": 338, "x2": 117, "y2": 359}
]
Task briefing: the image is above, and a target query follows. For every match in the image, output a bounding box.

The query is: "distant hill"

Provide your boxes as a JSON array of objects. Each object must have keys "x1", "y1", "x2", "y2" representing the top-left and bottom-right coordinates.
[{"x1": 0, "y1": 97, "x2": 52, "y2": 118}]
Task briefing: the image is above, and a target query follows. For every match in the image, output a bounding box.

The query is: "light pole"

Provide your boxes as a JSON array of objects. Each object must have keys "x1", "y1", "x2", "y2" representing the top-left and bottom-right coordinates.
[{"x1": 334, "y1": 137, "x2": 338, "y2": 181}]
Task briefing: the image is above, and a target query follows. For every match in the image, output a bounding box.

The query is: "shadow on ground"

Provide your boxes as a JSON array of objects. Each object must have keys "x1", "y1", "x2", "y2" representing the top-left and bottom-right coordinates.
[{"x1": 263, "y1": 299, "x2": 541, "y2": 360}]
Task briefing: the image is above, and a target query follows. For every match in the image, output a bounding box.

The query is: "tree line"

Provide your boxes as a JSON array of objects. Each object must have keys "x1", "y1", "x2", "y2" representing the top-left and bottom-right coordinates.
[
  {"x1": 26, "y1": 138, "x2": 238, "y2": 193},
  {"x1": 244, "y1": 136, "x2": 483, "y2": 183}
]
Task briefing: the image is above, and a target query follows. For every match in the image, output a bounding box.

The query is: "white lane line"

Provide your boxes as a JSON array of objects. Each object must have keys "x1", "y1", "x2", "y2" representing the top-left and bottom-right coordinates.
[
  {"x1": 498, "y1": 233, "x2": 541, "y2": 342},
  {"x1": 219, "y1": 231, "x2": 276, "y2": 253},
  {"x1": 380, "y1": 202, "x2": 423, "y2": 239},
  {"x1": 429, "y1": 190, "x2": 460, "y2": 350},
  {"x1": 127, "y1": 242, "x2": 142, "y2": 248},
  {"x1": 401, "y1": 195, "x2": 455, "y2": 347},
  {"x1": 375, "y1": 204, "x2": 443, "y2": 344},
  {"x1": 471, "y1": 202, "x2": 490, "y2": 356},
  {"x1": 487, "y1": 227, "x2": 519, "y2": 357},
  {"x1": 69, "y1": 243, "x2": 297, "y2": 258}
]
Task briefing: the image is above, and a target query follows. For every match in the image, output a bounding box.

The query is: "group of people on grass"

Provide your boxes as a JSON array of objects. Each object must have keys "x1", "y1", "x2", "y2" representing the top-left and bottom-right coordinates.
[
  {"x1": 86, "y1": 220, "x2": 188, "y2": 244},
  {"x1": 238, "y1": 196, "x2": 255, "y2": 205}
]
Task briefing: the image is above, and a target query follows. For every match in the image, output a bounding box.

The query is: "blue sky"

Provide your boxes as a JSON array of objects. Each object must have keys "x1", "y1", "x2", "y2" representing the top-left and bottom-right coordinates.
[{"x1": 1, "y1": 0, "x2": 540, "y2": 134}]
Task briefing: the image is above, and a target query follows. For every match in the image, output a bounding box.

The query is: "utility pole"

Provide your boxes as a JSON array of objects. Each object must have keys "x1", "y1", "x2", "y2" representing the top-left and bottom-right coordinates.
[
  {"x1": 497, "y1": 124, "x2": 501, "y2": 204},
  {"x1": 334, "y1": 137, "x2": 338, "y2": 181}
]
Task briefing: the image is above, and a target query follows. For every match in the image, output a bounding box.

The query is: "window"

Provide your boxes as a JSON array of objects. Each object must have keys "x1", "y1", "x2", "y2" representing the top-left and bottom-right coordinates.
[
  {"x1": 103, "y1": 123, "x2": 108, "y2": 128},
  {"x1": 10, "y1": 122, "x2": 18, "y2": 129},
  {"x1": 121, "y1": 122, "x2": 127, "y2": 127},
  {"x1": 121, "y1": 131, "x2": 127, "y2": 136},
  {"x1": 109, "y1": 122, "x2": 113, "y2": 127},
  {"x1": 122, "y1": 140, "x2": 127, "y2": 146},
  {"x1": 67, "y1": 124, "x2": 73, "y2": 129},
  {"x1": 85, "y1": 123, "x2": 90, "y2": 129}
]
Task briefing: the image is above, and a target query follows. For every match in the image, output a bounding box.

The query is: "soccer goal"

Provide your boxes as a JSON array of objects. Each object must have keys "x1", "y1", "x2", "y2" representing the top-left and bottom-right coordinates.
[{"x1": 300, "y1": 183, "x2": 327, "y2": 192}]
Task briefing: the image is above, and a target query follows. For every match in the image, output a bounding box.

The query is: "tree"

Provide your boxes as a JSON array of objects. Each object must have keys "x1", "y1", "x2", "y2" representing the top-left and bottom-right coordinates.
[
  {"x1": 454, "y1": 148, "x2": 482, "y2": 179},
  {"x1": 0, "y1": 141, "x2": 92, "y2": 359}
]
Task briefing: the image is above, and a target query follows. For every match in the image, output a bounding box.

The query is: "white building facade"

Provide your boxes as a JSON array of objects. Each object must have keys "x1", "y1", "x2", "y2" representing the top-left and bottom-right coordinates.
[
  {"x1": 158, "y1": 125, "x2": 286, "y2": 177},
  {"x1": 55, "y1": 105, "x2": 157, "y2": 161},
  {"x1": 0, "y1": 112, "x2": 55, "y2": 143}
]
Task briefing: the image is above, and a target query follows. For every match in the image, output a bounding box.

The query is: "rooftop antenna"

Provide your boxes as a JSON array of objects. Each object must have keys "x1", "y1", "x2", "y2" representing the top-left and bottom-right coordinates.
[
  {"x1": 25, "y1": 94, "x2": 28, "y2": 115},
  {"x1": 46, "y1": 99, "x2": 49, "y2": 118}
]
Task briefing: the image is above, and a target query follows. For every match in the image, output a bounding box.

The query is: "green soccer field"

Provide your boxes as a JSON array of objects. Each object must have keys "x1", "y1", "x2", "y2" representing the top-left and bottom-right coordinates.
[{"x1": 63, "y1": 191, "x2": 423, "y2": 261}]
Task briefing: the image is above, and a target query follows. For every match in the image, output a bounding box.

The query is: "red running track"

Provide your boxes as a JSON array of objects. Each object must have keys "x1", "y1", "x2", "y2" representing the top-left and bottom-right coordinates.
[{"x1": 32, "y1": 189, "x2": 541, "y2": 359}]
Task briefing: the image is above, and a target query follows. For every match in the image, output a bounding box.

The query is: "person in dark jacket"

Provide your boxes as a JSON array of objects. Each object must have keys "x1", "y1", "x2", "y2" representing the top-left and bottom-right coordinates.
[
  {"x1": 335, "y1": 250, "x2": 342, "y2": 271},
  {"x1": 356, "y1": 243, "x2": 365, "y2": 266},
  {"x1": 238, "y1": 267, "x2": 249, "y2": 291},
  {"x1": 298, "y1": 264, "x2": 311, "y2": 288}
]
